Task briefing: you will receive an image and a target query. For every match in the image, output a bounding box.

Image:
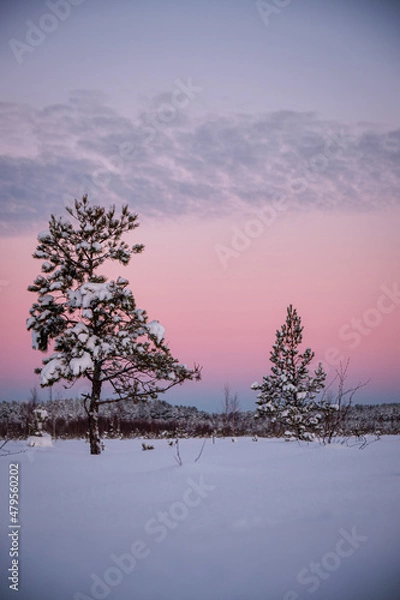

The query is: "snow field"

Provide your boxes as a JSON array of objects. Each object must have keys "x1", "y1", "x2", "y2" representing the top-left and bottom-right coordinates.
[{"x1": 0, "y1": 436, "x2": 399, "y2": 600}]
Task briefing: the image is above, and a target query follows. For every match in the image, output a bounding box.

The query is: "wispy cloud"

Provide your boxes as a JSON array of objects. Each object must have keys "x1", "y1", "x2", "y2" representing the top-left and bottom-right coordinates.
[{"x1": 0, "y1": 91, "x2": 399, "y2": 234}]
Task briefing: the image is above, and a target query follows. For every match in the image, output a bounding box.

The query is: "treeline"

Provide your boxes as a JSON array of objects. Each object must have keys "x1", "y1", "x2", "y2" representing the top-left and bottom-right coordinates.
[{"x1": 0, "y1": 398, "x2": 399, "y2": 440}]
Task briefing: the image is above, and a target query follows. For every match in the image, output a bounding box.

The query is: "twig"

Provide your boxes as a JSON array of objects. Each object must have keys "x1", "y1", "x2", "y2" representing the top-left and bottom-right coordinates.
[
  {"x1": 194, "y1": 438, "x2": 207, "y2": 463},
  {"x1": 0, "y1": 438, "x2": 9, "y2": 450},
  {"x1": 173, "y1": 439, "x2": 183, "y2": 466},
  {"x1": 0, "y1": 439, "x2": 28, "y2": 458}
]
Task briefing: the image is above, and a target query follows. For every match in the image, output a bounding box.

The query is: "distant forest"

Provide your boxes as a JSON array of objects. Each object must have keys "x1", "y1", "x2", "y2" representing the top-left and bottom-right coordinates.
[{"x1": 1, "y1": 398, "x2": 400, "y2": 440}]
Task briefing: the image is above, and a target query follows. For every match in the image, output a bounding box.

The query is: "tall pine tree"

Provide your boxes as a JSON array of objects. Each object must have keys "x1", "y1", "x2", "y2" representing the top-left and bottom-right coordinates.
[
  {"x1": 27, "y1": 196, "x2": 201, "y2": 454},
  {"x1": 252, "y1": 305, "x2": 326, "y2": 441}
]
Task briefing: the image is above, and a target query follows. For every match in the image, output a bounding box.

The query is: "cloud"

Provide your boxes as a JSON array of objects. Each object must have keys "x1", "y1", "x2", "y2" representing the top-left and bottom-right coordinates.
[{"x1": 0, "y1": 91, "x2": 399, "y2": 234}]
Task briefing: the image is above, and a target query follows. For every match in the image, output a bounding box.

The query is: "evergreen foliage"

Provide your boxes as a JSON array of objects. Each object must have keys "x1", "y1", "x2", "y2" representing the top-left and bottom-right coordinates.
[
  {"x1": 27, "y1": 196, "x2": 201, "y2": 454},
  {"x1": 252, "y1": 305, "x2": 326, "y2": 441}
]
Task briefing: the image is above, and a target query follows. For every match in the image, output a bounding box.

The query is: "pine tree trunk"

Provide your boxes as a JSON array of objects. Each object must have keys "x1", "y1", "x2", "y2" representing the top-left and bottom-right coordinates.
[
  {"x1": 88, "y1": 365, "x2": 102, "y2": 455},
  {"x1": 88, "y1": 402, "x2": 101, "y2": 455}
]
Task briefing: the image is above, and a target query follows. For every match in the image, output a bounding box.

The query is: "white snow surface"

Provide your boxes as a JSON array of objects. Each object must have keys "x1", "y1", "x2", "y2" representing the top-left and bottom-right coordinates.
[
  {"x1": 147, "y1": 319, "x2": 165, "y2": 343},
  {"x1": 33, "y1": 408, "x2": 48, "y2": 421},
  {"x1": 0, "y1": 437, "x2": 399, "y2": 600},
  {"x1": 26, "y1": 432, "x2": 53, "y2": 447},
  {"x1": 69, "y1": 351, "x2": 94, "y2": 376},
  {"x1": 40, "y1": 355, "x2": 65, "y2": 385},
  {"x1": 31, "y1": 329, "x2": 39, "y2": 350},
  {"x1": 68, "y1": 282, "x2": 113, "y2": 308},
  {"x1": 37, "y1": 230, "x2": 52, "y2": 242}
]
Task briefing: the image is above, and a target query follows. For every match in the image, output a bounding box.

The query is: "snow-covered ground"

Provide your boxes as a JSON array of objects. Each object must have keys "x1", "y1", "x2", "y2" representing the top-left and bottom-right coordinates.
[{"x1": 1, "y1": 436, "x2": 400, "y2": 600}]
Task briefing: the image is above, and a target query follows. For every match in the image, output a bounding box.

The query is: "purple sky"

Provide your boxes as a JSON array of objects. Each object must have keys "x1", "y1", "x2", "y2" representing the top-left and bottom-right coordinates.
[{"x1": 0, "y1": 0, "x2": 399, "y2": 410}]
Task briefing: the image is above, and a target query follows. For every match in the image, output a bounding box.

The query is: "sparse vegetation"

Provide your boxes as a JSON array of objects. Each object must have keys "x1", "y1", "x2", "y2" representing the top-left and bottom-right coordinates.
[{"x1": 0, "y1": 397, "x2": 398, "y2": 441}]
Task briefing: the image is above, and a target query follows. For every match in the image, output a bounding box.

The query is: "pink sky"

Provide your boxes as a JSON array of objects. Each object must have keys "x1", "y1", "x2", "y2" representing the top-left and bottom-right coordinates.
[
  {"x1": 1, "y1": 0, "x2": 400, "y2": 415},
  {"x1": 0, "y1": 205, "x2": 399, "y2": 410}
]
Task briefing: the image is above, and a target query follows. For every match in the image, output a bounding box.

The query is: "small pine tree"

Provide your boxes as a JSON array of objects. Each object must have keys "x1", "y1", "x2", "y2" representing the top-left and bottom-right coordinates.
[
  {"x1": 252, "y1": 305, "x2": 326, "y2": 441},
  {"x1": 27, "y1": 196, "x2": 201, "y2": 454}
]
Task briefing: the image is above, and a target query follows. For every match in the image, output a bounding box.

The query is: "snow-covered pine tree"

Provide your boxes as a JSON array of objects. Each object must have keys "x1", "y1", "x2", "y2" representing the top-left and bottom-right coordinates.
[
  {"x1": 251, "y1": 305, "x2": 326, "y2": 441},
  {"x1": 27, "y1": 196, "x2": 201, "y2": 454}
]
